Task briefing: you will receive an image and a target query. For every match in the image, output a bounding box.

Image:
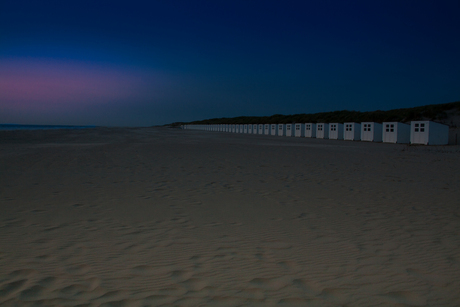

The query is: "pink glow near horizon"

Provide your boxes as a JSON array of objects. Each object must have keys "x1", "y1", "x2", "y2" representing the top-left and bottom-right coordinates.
[{"x1": 0, "y1": 58, "x2": 153, "y2": 112}]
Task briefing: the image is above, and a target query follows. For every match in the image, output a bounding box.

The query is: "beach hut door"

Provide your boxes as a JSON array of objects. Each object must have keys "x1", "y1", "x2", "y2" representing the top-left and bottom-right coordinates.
[{"x1": 413, "y1": 123, "x2": 425, "y2": 144}]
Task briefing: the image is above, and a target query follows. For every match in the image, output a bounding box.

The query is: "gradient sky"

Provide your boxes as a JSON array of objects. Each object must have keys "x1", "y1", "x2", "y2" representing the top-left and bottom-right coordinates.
[{"x1": 1, "y1": 0, "x2": 459, "y2": 126}]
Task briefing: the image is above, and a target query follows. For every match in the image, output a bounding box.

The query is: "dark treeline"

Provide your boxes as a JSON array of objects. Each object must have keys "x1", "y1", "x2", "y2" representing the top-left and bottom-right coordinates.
[{"x1": 169, "y1": 101, "x2": 460, "y2": 127}]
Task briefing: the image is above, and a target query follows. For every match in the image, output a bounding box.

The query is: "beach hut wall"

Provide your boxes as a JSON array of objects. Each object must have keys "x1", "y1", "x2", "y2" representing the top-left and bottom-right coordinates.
[
  {"x1": 361, "y1": 122, "x2": 383, "y2": 142},
  {"x1": 278, "y1": 124, "x2": 286, "y2": 136},
  {"x1": 410, "y1": 121, "x2": 448, "y2": 145},
  {"x1": 316, "y1": 123, "x2": 329, "y2": 139},
  {"x1": 305, "y1": 123, "x2": 316, "y2": 138},
  {"x1": 264, "y1": 124, "x2": 270, "y2": 135},
  {"x1": 329, "y1": 123, "x2": 343, "y2": 140},
  {"x1": 285, "y1": 124, "x2": 293, "y2": 137},
  {"x1": 344, "y1": 123, "x2": 361, "y2": 141},
  {"x1": 270, "y1": 124, "x2": 277, "y2": 136},
  {"x1": 382, "y1": 122, "x2": 410, "y2": 144},
  {"x1": 295, "y1": 123, "x2": 305, "y2": 137}
]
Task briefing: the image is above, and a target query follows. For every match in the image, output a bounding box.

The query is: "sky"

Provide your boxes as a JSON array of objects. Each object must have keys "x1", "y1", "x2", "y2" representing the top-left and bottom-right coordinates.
[{"x1": 1, "y1": 0, "x2": 459, "y2": 126}]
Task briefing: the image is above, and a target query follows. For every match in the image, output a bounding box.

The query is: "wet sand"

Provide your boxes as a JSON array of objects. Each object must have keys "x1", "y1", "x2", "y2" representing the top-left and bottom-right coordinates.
[{"x1": 1, "y1": 127, "x2": 460, "y2": 306}]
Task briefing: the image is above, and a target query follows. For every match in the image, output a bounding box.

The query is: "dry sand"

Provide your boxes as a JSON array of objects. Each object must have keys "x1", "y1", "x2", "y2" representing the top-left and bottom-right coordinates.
[{"x1": 1, "y1": 127, "x2": 460, "y2": 306}]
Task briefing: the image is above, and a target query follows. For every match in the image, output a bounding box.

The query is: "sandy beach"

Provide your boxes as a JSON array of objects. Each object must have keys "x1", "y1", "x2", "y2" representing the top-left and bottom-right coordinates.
[{"x1": 1, "y1": 127, "x2": 460, "y2": 306}]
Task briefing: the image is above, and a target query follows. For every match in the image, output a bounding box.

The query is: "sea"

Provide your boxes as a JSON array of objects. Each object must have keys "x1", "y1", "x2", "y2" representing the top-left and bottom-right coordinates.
[{"x1": 0, "y1": 124, "x2": 97, "y2": 131}]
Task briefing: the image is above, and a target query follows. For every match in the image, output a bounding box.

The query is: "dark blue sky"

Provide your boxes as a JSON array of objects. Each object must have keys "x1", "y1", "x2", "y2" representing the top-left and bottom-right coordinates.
[{"x1": 1, "y1": 0, "x2": 459, "y2": 126}]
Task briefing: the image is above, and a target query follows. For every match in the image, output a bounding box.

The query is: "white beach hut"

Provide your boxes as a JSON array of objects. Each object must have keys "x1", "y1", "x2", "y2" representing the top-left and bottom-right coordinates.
[
  {"x1": 258, "y1": 124, "x2": 264, "y2": 134},
  {"x1": 232, "y1": 124, "x2": 236, "y2": 133},
  {"x1": 244, "y1": 124, "x2": 248, "y2": 133},
  {"x1": 316, "y1": 123, "x2": 329, "y2": 139},
  {"x1": 410, "y1": 121, "x2": 449, "y2": 145},
  {"x1": 247, "y1": 124, "x2": 252, "y2": 134},
  {"x1": 253, "y1": 124, "x2": 258, "y2": 134},
  {"x1": 329, "y1": 123, "x2": 344, "y2": 140},
  {"x1": 264, "y1": 124, "x2": 270, "y2": 135},
  {"x1": 278, "y1": 124, "x2": 286, "y2": 136},
  {"x1": 285, "y1": 124, "x2": 293, "y2": 137},
  {"x1": 304, "y1": 123, "x2": 316, "y2": 138},
  {"x1": 361, "y1": 122, "x2": 383, "y2": 142},
  {"x1": 382, "y1": 122, "x2": 410, "y2": 144},
  {"x1": 239, "y1": 124, "x2": 244, "y2": 133},
  {"x1": 270, "y1": 124, "x2": 277, "y2": 136},
  {"x1": 294, "y1": 123, "x2": 305, "y2": 137},
  {"x1": 344, "y1": 123, "x2": 361, "y2": 141}
]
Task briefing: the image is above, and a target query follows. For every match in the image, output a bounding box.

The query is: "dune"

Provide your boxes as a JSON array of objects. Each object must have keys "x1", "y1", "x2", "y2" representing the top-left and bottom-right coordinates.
[{"x1": 1, "y1": 127, "x2": 459, "y2": 306}]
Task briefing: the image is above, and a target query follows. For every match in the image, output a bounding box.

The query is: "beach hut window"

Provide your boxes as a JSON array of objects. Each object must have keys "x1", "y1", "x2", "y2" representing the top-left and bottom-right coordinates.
[
  {"x1": 415, "y1": 123, "x2": 419, "y2": 127},
  {"x1": 415, "y1": 128, "x2": 419, "y2": 132},
  {"x1": 420, "y1": 128, "x2": 424, "y2": 132}
]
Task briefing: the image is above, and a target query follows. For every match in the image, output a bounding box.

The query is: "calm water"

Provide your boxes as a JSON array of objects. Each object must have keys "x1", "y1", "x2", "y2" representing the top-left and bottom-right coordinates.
[{"x1": 0, "y1": 124, "x2": 97, "y2": 131}]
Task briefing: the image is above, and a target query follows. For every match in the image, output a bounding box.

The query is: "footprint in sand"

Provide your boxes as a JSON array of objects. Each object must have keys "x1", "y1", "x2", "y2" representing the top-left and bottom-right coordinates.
[
  {"x1": 66, "y1": 264, "x2": 91, "y2": 275},
  {"x1": 19, "y1": 285, "x2": 47, "y2": 300},
  {"x1": 0, "y1": 279, "x2": 28, "y2": 297},
  {"x1": 249, "y1": 277, "x2": 290, "y2": 291},
  {"x1": 380, "y1": 291, "x2": 427, "y2": 306}
]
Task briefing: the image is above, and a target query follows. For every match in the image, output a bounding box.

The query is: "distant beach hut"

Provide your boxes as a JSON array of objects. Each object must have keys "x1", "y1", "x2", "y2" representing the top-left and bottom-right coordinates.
[
  {"x1": 285, "y1": 124, "x2": 293, "y2": 137},
  {"x1": 240, "y1": 124, "x2": 244, "y2": 133},
  {"x1": 304, "y1": 123, "x2": 316, "y2": 138},
  {"x1": 264, "y1": 124, "x2": 270, "y2": 135},
  {"x1": 382, "y1": 122, "x2": 410, "y2": 144},
  {"x1": 344, "y1": 123, "x2": 361, "y2": 141},
  {"x1": 271, "y1": 124, "x2": 277, "y2": 136},
  {"x1": 410, "y1": 121, "x2": 449, "y2": 145},
  {"x1": 294, "y1": 123, "x2": 305, "y2": 137},
  {"x1": 232, "y1": 124, "x2": 236, "y2": 133},
  {"x1": 258, "y1": 124, "x2": 264, "y2": 134},
  {"x1": 253, "y1": 124, "x2": 258, "y2": 134},
  {"x1": 278, "y1": 124, "x2": 286, "y2": 136},
  {"x1": 247, "y1": 124, "x2": 252, "y2": 134},
  {"x1": 244, "y1": 124, "x2": 248, "y2": 133},
  {"x1": 316, "y1": 123, "x2": 329, "y2": 139},
  {"x1": 329, "y1": 123, "x2": 343, "y2": 140},
  {"x1": 361, "y1": 122, "x2": 382, "y2": 142}
]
